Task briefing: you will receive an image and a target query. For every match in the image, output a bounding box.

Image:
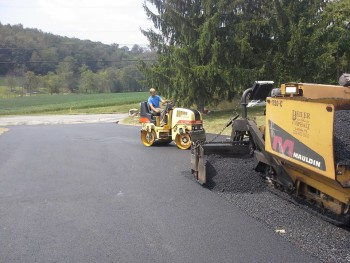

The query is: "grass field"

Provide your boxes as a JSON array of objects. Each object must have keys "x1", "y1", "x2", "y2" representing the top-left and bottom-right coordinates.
[{"x1": 0, "y1": 92, "x2": 148, "y2": 116}]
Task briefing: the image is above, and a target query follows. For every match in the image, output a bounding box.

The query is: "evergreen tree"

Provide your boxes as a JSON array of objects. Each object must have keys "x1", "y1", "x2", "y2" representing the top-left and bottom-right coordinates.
[
  {"x1": 142, "y1": 0, "x2": 225, "y2": 111},
  {"x1": 142, "y1": 0, "x2": 349, "y2": 110}
]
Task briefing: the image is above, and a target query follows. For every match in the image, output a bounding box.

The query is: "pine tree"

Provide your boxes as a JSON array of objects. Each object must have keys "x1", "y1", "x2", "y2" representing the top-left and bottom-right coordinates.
[
  {"x1": 142, "y1": 0, "x2": 230, "y2": 111},
  {"x1": 141, "y1": 0, "x2": 348, "y2": 111}
]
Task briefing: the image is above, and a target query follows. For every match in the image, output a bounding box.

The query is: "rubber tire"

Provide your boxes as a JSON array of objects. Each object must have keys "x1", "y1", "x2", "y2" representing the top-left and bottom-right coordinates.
[
  {"x1": 175, "y1": 133, "x2": 192, "y2": 150},
  {"x1": 141, "y1": 130, "x2": 156, "y2": 147}
]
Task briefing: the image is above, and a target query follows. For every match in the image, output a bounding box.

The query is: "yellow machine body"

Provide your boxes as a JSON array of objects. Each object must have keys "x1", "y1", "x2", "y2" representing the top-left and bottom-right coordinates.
[
  {"x1": 140, "y1": 107, "x2": 203, "y2": 150},
  {"x1": 265, "y1": 83, "x2": 350, "y2": 215},
  {"x1": 191, "y1": 80, "x2": 350, "y2": 223},
  {"x1": 265, "y1": 99, "x2": 335, "y2": 179}
]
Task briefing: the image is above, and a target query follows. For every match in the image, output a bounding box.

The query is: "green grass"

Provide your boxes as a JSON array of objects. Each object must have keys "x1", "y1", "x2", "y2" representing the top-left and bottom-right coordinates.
[
  {"x1": 0, "y1": 92, "x2": 148, "y2": 116},
  {"x1": 0, "y1": 76, "x2": 5, "y2": 86},
  {"x1": 202, "y1": 106, "x2": 265, "y2": 135},
  {"x1": 0, "y1": 85, "x2": 25, "y2": 98},
  {"x1": 0, "y1": 86, "x2": 9, "y2": 97}
]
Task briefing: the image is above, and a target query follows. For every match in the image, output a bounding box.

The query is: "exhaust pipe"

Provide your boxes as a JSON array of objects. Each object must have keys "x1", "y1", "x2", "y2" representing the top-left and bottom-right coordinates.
[{"x1": 241, "y1": 88, "x2": 252, "y2": 119}]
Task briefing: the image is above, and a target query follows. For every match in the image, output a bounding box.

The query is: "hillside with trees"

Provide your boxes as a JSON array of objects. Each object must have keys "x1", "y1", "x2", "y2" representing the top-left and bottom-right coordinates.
[
  {"x1": 141, "y1": 0, "x2": 350, "y2": 111},
  {"x1": 0, "y1": 23, "x2": 156, "y2": 94},
  {"x1": 1, "y1": 0, "x2": 350, "y2": 110}
]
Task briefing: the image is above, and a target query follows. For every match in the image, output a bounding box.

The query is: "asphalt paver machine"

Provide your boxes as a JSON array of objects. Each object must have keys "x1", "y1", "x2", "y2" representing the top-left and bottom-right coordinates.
[{"x1": 191, "y1": 79, "x2": 350, "y2": 224}]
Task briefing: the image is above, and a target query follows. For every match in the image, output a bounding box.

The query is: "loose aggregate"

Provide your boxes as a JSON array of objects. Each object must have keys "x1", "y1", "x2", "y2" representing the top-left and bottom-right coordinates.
[
  {"x1": 334, "y1": 110, "x2": 350, "y2": 164},
  {"x1": 204, "y1": 155, "x2": 350, "y2": 263},
  {"x1": 205, "y1": 155, "x2": 265, "y2": 193}
]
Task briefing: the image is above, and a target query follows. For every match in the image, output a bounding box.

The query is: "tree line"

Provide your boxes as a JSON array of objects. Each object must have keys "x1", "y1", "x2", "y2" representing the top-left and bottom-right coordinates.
[
  {"x1": 5, "y1": 61, "x2": 146, "y2": 95},
  {"x1": 0, "y1": 23, "x2": 156, "y2": 94},
  {"x1": 141, "y1": 0, "x2": 350, "y2": 111}
]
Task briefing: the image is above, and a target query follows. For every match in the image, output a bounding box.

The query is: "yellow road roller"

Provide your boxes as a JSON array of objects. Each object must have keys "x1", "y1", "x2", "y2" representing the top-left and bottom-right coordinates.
[{"x1": 139, "y1": 101, "x2": 204, "y2": 149}]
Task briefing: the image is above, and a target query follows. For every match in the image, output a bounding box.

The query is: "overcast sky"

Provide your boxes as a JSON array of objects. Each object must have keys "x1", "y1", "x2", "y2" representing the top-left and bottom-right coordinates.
[{"x1": 0, "y1": 0, "x2": 154, "y2": 47}]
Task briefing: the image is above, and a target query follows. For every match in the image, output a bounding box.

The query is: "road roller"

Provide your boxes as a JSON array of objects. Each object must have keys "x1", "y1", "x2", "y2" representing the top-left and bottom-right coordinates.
[
  {"x1": 139, "y1": 101, "x2": 204, "y2": 149},
  {"x1": 191, "y1": 77, "x2": 350, "y2": 225}
]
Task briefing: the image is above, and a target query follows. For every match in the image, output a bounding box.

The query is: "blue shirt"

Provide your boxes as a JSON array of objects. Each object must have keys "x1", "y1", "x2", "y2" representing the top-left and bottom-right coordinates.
[{"x1": 148, "y1": 95, "x2": 161, "y2": 108}]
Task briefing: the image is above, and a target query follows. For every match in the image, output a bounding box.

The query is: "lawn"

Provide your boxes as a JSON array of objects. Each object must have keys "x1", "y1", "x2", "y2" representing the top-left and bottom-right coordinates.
[
  {"x1": 201, "y1": 101, "x2": 266, "y2": 135},
  {"x1": 0, "y1": 92, "x2": 148, "y2": 116}
]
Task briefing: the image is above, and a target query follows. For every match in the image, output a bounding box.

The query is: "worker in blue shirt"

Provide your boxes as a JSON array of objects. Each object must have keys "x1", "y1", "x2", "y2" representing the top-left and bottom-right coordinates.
[{"x1": 148, "y1": 88, "x2": 171, "y2": 126}]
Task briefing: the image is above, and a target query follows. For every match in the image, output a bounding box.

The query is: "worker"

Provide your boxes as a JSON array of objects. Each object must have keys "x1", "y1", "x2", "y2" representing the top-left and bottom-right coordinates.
[{"x1": 148, "y1": 88, "x2": 171, "y2": 126}]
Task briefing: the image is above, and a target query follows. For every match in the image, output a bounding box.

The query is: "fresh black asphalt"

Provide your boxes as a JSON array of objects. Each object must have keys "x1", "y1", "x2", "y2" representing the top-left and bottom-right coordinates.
[{"x1": 0, "y1": 123, "x2": 319, "y2": 263}]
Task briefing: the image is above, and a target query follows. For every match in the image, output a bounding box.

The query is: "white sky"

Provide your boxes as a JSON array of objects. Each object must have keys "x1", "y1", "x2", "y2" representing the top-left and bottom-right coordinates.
[{"x1": 0, "y1": 0, "x2": 154, "y2": 47}]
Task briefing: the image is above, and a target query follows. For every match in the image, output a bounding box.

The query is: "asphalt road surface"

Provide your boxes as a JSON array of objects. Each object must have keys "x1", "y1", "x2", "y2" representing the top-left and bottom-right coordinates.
[{"x1": 0, "y1": 123, "x2": 319, "y2": 263}]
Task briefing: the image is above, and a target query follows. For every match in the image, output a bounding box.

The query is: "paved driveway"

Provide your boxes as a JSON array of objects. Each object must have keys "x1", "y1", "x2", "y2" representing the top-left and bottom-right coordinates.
[{"x1": 0, "y1": 124, "x2": 318, "y2": 262}]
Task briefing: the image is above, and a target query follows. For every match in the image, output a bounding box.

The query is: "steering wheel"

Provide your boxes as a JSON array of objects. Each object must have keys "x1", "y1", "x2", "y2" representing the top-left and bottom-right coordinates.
[{"x1": 162, "y1": 100, "x2": 174, "y2": 106}]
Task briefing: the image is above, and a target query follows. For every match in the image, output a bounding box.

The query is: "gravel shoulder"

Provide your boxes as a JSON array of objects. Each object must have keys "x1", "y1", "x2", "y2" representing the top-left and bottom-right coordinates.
[
  {"x1": 0, "y1": 114, "x2": 127, "y2": 126},
  {"x1": 204, "y1": 155, "x2": 350, "y2": 263}
]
